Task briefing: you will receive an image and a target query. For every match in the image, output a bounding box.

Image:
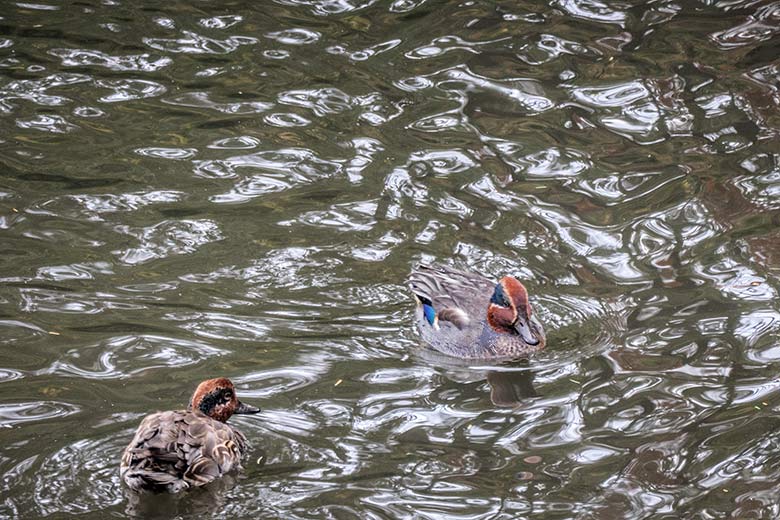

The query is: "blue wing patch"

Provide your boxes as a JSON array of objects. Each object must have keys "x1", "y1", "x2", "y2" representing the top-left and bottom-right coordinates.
[{"x1": 422, "y1": 303, "x2": 436, "y2": 326}]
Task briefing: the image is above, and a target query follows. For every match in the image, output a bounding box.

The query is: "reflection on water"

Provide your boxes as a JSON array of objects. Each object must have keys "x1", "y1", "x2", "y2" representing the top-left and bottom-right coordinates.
[
  {"x1": 486, "y1": 370, "x2": 538, "y2": 407},
  {"x1": 1, "y1": 0, "x2": 780, "y2": 518}
]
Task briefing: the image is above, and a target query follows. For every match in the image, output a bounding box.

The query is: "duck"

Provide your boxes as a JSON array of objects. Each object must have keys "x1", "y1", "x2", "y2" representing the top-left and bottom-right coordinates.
[
  {"x1": 120, "y1": 377, "x2": 260, "y2": 493},
  {"x1": 408, "y1": 264, "x2": 546, "y2": 359}
]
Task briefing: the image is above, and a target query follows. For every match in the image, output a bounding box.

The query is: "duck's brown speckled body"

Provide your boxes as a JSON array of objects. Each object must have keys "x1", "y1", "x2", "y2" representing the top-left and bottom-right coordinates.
[
  {"x1": 409, "y1": 264, "x2": 546, "y2": 359},
  {"x1": 120, "y1": 378, "x2": 260, "y2": 493}
]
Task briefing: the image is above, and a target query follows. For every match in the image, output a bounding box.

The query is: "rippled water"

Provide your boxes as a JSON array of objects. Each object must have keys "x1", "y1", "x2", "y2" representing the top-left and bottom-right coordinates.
[{"x1": 1, "y1": 0, "x2": 779, "y2": 517}]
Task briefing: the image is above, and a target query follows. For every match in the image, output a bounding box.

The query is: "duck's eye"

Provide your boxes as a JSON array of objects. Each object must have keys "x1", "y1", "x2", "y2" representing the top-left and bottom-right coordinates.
[{"x1": 223, "y1": 391, "x2": 233, "y2": 401}]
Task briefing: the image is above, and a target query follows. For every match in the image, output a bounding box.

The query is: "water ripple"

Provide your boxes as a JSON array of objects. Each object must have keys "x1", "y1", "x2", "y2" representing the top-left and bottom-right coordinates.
[
  {"x1": 406, "y1": 35, "x2": 506, "y2": 60},
  {"x1": 266, "y1": 29, "x2": 321, "y2": 45},
  {"x1": 710, "y1": 3, "x2": 780, "y2": 49},
  {"x1": 516, "y1": 33, "x2": 601, "y2": 65},
  {"x1": 0, "y1": 73, "x2": 89, "y2": 112},
  {"x1": 280, "y1": 199, "x2": 378, "y2": 232},
  {"x1": 31, "y1": 433, "x2": 128, "y2": 516},
  {"x1": 16, "y1": 114, "x2": 78, "y2": 133},
  {"x1": 96, "y1": 79, "x2": 166, "y2": 103},
  {"x1": 553, "y1": 0, "x2": 628, "y2": 26},
  {"x1": 0, "y1": 401, "x2": 80, "y2": 427},
  {"x1": 202, "y1": 148, "x2": 343, "y2": 202},
  {"x1": 169, "y1": 312, "x2": 271, "y2": 341},
  {"x1": 114, "y1": 219, "x2": 224, "y2": 265},
  {"x1": 35, "y1": 262, "x2": 113, "y2": 281},
  {"x1": 199, "y1": 15, "x2": 244, "y2": 29},
  {"x1": 180, "y1": 246, "x2": 344, "y2": 290},
  {"x1": 31, "y1": 190, "x2": 184, "y2": 221},
  {"x1": 326, "y1": 39, "x2": 401, "y2": 62},
  {"x1": 134, "y1": 147, "x2": 197, "y2": 160},
  {"x1": 570, "y1": 78, "x2": 694, "y2": 143},
  {"x1": 401, "y1": 66, "x2": 556, "y2": 115},
  {"x1": 144, "y1": 31, "x2": 258, "y2": 54},
  {"x1": 164, "y1": 91, "x2": 274, "y2": 114},
  {"x1": 0, "y1": 368, "x2": 23, "y2": 382},
  {"x1": 264, "y1": 112, "x2": 312, "y2": 127},
  {"x1": 37, "y1": 335, "x2": 224, "y2": 379},
  {"x1": 48, "y1": 49, "x2": 172, "y2": 71},
  {"x1": 504, "y1": 145, "x2": 591, "y2": 179},
  {"x1": 279, "y1": 87, "x2": 354, "y2": 117},
  {"x1": 572, "y1": 167, "x2": 686, "y2": 206},
  {"x1": 208, "y1": 135, "x2": 261, "y2": 149},
  {"x1": 237, "y1": 365, "x2": 329, "y2": 398},
  {"x1": 283, "y1": 0, "x2": 378, "y2": 16},
  {"x1": 19, "y1": 288, "x2": 147, "y2": 314}
]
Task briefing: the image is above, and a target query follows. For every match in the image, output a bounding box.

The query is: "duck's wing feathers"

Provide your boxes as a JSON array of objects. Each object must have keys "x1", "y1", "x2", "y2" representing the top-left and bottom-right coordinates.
[
  {"x1": 409, "y1": 264, "x2": 494, "y2": 328},
  {"x1": 180, "y1": 413, "x2": 245, "y2": 487},
  {"x1": 121, "y1": 410, "x2": 247, "y2": 492},
  {"x1": 120, "y1": 410, "x2": 192, "y2": 492}
]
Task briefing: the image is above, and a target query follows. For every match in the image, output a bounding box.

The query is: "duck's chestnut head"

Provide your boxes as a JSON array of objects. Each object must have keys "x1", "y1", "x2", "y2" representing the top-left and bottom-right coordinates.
[
  {"x1": 486, "y1": 276, "x2": 546, "y2": 348},
  {"x1": 188, "y1": 378, "x2": 260, "y2": 423}
]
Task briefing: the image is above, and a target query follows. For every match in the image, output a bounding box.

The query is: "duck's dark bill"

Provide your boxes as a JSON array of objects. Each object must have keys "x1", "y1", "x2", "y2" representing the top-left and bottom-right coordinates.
[
  {"x1": 235, "y1": 401, "x2": 261, "y2": 414},
  {"x1": 514, "y1": 319, "x2": 539, "y2": 346}
]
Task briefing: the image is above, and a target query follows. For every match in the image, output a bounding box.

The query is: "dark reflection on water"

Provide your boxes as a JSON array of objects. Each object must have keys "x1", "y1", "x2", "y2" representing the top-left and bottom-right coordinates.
[{"x1": 1, "y1": 0, "x2": 780, "y2": 518}]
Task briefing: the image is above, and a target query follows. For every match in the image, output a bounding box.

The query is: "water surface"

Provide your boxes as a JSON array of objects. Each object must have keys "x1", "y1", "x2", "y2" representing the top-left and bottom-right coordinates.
[{"x1": 1, "y1": 0, "x2": 780, "y2": 518}]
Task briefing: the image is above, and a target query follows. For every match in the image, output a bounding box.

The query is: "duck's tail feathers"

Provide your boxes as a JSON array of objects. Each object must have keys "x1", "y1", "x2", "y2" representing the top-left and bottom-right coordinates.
[{"x1": 123, "y1": 470, "x2": 190, "y2": 493}]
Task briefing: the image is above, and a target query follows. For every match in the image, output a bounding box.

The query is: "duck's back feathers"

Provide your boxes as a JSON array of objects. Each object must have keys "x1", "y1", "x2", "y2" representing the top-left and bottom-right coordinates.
[
  {"x1": 409, "y1": 264, "x2": 493, "y2": 325},
  {"x1": 120, "y1": 409, "x2": 248, "y2": 493}
]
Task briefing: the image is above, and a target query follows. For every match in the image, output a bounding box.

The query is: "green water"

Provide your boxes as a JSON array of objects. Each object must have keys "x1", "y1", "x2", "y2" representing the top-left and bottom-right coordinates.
[{"x1": 1, "y1": 0, "x2": 780, "y2": 517}]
